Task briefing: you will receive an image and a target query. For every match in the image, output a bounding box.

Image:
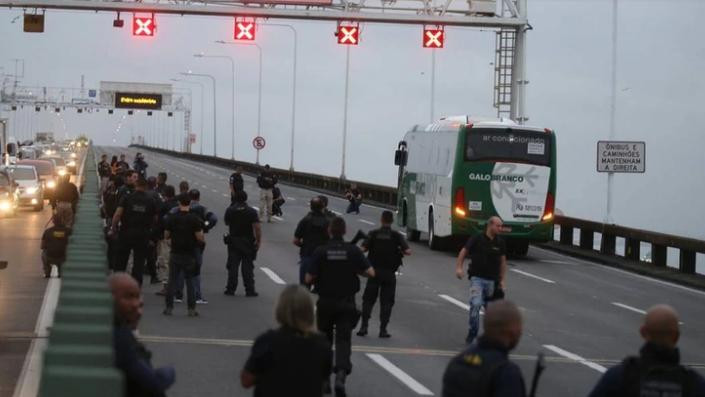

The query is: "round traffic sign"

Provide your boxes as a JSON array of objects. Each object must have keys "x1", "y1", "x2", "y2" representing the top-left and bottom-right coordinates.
[{"x1": 252, "y1": 136, "x2": 266, "y2": 150}]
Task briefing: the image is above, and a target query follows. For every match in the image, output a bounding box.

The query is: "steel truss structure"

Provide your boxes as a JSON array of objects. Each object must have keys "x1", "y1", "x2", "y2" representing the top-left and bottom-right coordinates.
[{"x1": 0, "y1": 0, "x2": 529, "y2": 120}]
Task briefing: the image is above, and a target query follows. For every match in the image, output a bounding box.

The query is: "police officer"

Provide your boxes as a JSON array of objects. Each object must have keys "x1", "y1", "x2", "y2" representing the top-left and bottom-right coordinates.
[
  {"x1": 145, "y1": 176, "x2": 163, "y2": 285},
  {"x1": 229, "y1": 166, "x2": 244, "y2": 196},
  {"x1": 256, "y1": 164, "x2": 277, "y2": 222},
  {"x1": 110, "y1": 177, "x2": 158, "y2": 286},
  {"x1": 318, "y1": 195, "x2": 337, "y2": 221},
  {"x1": 98, "y1": 154, "x2": 111, "y2": 194},
  {"x1": 133, "y1": 152, "x2": 148, "y2": 179},
  {"x1": 305, "y1": 217, "x2": 375, "y2": 397},
  {"x1": 117, "y1": 170, "x2": 138, "y2": 203},
  {"x1": 357, "y1": 211, "x2": 411, "y2": 338},
  {"x1": 224, "y1": 190, "x2": 261, "y2": 297},
  {"x1": 293, "y1": 197, "x2": 330, "y2": 286},
  {"x1": 588, "y1": 304, "x2": 705, "y2": 397},
  {"x1": 442, "y1": 300, "x2": 526, "y2": 397},
  {"x1": 455, "y1": 216, "x2": 507, "y2": 344},
  {"x1": 156, "y1": 185, "x2": 178, "y2": 296},
  {"x1": 156, "y1": 172, "x2": 168, "y2": 196},
  {"x1": 52, "y1": 174, "x2": 79, "y2": 228}
]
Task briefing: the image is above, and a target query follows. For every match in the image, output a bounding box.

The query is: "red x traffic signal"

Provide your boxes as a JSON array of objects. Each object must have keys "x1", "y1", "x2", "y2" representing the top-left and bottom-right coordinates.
[
  {"x1": 133, "y1": 16, "x2": 155, "y2": 37},
  {"x1": 337, "y1": 24, "x2": 359, "y2": 45},
  {"x1": 423, "y1": 28, "x2": 444, "y2": 48},
  {"x1": 234, "y1": 21, "x2": 256, "y2": 41}
]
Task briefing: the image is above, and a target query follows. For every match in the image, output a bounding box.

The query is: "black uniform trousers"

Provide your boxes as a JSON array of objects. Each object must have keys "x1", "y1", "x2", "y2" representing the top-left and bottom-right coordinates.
[
  {"x1": 361, "y1": 269, "x2": 396, "y2": 327},
  {"x1": 316, "y1": 296, "x2": 358, "y2": 374},
  {"x1": 226, "y1": 246, "x2": 255, "y2": 294},
  {"x1": 116, "y1": 232, "x2": 149, "y2": 286}
]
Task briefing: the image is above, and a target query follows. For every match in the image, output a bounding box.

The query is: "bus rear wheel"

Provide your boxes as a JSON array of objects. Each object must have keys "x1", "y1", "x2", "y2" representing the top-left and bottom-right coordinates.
[{"x1": 428, "y1": 212, "x2": 444, "y2": 251}]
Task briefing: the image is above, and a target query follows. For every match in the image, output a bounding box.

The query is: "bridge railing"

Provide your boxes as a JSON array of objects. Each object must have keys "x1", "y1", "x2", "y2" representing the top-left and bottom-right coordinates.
[
  {"x1": 39, "y1": 147, "x2": 123, "y2": 397},
  {"x1": 132, "y1": 145, "x2": 704, "y2": 279}
]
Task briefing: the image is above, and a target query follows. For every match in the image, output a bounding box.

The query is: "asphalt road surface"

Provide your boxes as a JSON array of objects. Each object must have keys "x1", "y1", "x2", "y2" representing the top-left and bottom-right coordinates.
[{"x1": 8, "y1": 146, "x2": 702, "y2": 397}]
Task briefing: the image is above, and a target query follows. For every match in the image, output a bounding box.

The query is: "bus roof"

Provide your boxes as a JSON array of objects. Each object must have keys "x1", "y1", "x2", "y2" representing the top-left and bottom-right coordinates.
[{"x1": 412, "y1": 116, "x2": 550, "y2": 134}]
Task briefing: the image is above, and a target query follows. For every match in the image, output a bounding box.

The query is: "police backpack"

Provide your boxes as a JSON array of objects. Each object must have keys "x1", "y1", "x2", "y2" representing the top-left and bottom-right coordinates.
[{"x1": 620, "y1": 356, "x2": 697, "y2": 397}]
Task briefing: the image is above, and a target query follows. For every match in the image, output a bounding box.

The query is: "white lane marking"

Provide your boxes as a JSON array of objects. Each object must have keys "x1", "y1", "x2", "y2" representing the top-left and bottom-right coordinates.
[
  {"x1": 359, "y1": 219, "x2": 375, "y2": 226},
  {"x1": 611, "y1": 302, "x2": 684, "y2": 324},
  {"x1": 272, "y1": 216, "x2": 284, "y2": 221},
  {"x1": 211, "y1": 189, "x2": 218, "y2": 193},
  {"x1": 438, "y1": 294, "x2": 469, "y2": 311},
  {"x1": 287, "y1": 197, "x2": 296, "y2": 201},
  {"x1": 366, "y1": 354, "x2": 434, "y2": 396},
  {"x1": 531, "y1": 246, "x2": 705, "y2": 297},
  {"x1": 543, "y1": 345, "x2": 606, "y2": 373},
  {"x1": 201, "y1": 185, "x2": 208, "y2": 189},
  {"x1": 612, "y1": 302, "x2": 646, "y2": 315},
  {"x1": 331, "y1": 210, "x2": 341, "y2": 216},
  {"x1": 399, "y1": 231, "x2": 407, "y2": 236},
  {"x1": 12, "y1": 275, "x2": 62, "y2": 397},
  {"x1": 510, "y1": 268, "x2": 556, "y2": 284},
  {"x1": 260, "y1": 267, "x2": 286, "y2": 285},
  {"x1": 540, "y1": 259, "x2": 574, "y2": 265},
  {"x1": 252, "y1": 206, "x2": 260, "y2": 211},
  {"x1": 222, "y1": 193, "x2": 230, "y2": 198}
]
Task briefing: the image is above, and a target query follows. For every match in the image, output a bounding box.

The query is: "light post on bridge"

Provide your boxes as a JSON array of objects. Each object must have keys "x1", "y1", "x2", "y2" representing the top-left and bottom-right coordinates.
[
  {"x1": 215, "y1": 40, "x2": 263, "y2": 164},
  {"x1": 171, "y1": 79, "x2": 204, "y2": 155},
  {"x1": 259, "y1": 23, "x2": 299, "y2": 171},
  {"x1": 181, "y1": 71, "x2": 217, "y2": 158},
  {"x1": 194, "y1": 53, "x2": 237, "y2": 160}
]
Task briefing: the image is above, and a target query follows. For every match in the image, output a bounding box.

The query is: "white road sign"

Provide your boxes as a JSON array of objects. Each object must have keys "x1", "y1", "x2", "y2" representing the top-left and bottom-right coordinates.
[{"x1": 597, "y1": 141, "x2": 645, "y2": 173}]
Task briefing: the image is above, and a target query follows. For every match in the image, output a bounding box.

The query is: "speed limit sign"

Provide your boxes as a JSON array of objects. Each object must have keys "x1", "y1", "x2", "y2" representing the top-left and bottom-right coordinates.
[{"x1": 252, "y1": 136, "x2": 266, "y2": 150}]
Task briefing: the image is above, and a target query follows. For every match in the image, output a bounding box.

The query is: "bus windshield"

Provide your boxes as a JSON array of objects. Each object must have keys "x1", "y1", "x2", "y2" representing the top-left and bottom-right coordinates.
[{"x1": 465, "y1": 129, "x2": 551, "y2": 166}]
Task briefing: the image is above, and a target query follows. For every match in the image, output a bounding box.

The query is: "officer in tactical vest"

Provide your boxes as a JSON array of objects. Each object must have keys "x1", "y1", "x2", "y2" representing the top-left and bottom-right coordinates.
[
  {"x1": 356, "y1": 210, "x2": 411, "y2": 338},
  {"x1": 305, "y1": 217, "x2": 375, "y2": 397},
  {"x1": 442, "y1": 300, "x2": 526, "y2": 397},
  {"x1": 293, "y1": 197, "x2": 330, "y2": 286},
  {"x1": 588, "y1": 304, "x2": 705, "y2": 397}
]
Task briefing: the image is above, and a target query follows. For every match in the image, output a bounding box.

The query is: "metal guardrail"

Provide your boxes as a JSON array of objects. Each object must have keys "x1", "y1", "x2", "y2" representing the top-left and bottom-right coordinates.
[
  {"x1": 133, "y1": 145, "x2": 705, "y2": 277},
  {"x1": 39, "y1": 147, "x2": 123, "y2": 397},
  {"x1": 130, "y1": 144, "x2": 399, "y2": 207},
  {"x1": 553, "y1": 216, "x2": 705, "y2": 275}
]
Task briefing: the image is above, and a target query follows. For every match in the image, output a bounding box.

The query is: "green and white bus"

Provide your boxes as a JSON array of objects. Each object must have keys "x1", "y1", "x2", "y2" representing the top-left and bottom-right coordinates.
[{"x1": 394, "y1": 116, "x2": 557, "y2": 255}]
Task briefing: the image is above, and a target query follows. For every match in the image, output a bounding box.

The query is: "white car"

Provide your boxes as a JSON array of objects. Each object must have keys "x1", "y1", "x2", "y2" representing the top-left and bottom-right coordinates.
[{"x1": 3, "y1": 165, "x2": 44, "y2": 211}]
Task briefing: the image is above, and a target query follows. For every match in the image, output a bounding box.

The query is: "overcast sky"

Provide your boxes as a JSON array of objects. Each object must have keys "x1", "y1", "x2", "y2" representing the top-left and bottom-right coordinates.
[{"x1": 1, "y1": 0, "x2": 704, "y2": 245}]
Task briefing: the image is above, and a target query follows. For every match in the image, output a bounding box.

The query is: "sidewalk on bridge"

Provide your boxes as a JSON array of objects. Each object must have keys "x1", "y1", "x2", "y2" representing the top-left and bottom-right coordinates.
[{"x1": 537, "y1": 242, "x2": 705, "y2": 291}]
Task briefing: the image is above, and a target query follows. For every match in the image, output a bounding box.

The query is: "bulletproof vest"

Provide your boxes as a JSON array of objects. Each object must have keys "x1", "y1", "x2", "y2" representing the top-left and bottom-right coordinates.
[
  {"x1": 301, "y1": 212, "x2": 329, "y2": 254},
  {"x1": 367, "y1": 228, "x2": 403, "y2": 270},
  {"x1": 621, "y1": 357, "x2": 696, "y2": 397},
  {"x1": 315, "y1": 241, "x2": 361, "y2": 298},
  {"x1": 442, "y1": 344, "x2": 508, "y2": 397},
  {"x1": 45, "y1": 227, "x2": 70, "y2": 258}
]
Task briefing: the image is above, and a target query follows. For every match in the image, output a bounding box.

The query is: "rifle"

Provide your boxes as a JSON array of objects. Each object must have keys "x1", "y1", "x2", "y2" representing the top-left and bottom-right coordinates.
[{"x1": 529, "y1": 352, "x2": 546, "y2": 397}]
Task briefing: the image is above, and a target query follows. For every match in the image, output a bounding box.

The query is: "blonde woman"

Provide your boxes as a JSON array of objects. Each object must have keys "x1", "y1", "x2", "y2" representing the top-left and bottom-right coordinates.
[{"x1": 242, "y1": 285, "x2": 332, "y2": 396}]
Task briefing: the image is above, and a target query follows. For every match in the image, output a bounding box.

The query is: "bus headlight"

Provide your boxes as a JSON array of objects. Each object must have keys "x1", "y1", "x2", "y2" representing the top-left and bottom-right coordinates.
[
  {"x1": 46, "y1": 180, "x2": 56, "y2": 189},
  {"x1": 26, "y1": 186, "x2": 39, "y2": 195},
  {"x1": 58, "y1": 169, "x2": 67, "y2": 176},
  {"x1": 70, "y1": 153, "x2": 77, "y2": 158},
  {"x1": 67, "y1": 160, "x2": 76, "y2": 167}
]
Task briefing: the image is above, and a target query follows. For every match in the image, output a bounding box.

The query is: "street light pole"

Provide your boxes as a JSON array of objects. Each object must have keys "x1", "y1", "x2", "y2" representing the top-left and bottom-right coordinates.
[
  {"x1": 606, "y1": 0, "x2": 618, "y2": 224},
  {"x1": 171, "y1": 79, "x2": 205, "y2": 155},
  {"x1": 260, "y1": 24, "x2": 299, "y2": 171},
  {"x1": 430, "y1": 49, "x2": 436, "y2": 123},
  {"x1": 215, "y1": 41, "x2": 263, "y2": 164},
  {"x1": 341, "y1": 45, "x2": 351, "y2": 180},
  {"x1": 194, "y1": 53, "x2": 237, "y2": 159},
  {"x1": 181, "y1": 72, "x2": 217, "y2": 158}
]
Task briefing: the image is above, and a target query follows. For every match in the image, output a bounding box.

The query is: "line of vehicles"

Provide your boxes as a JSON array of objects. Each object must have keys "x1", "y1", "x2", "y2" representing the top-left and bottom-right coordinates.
[{"x1": 0, "y1": 129, "x2": 84, "y2": 216}]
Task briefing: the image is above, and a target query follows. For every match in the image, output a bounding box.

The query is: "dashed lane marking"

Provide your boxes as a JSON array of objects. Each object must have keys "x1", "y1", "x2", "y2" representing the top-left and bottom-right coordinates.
[
  {"x1": 611, "y1": 302, "x2": 684, "y2": 325},
  {"x1": 272, "y1": 216, "x2": 284, "y2": 221},
  {"x1": 543, "y1": 345, "x2": 607, "y2": 373},
  {"x1": 366, "y1": 353, "x2": 434, "y2": 396},
  {"x1": 260, "y1": 267, "x2": 286, "y2": 285},
  {"x1": 358, "y1": 219, "x2": 375, "y2": 226},
  {"x1": 510, "y1": 268, "x2": 556, "y2": 284},
  {"x1": 438, "y1": 294, "x2": 469, "y2": 311}
]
